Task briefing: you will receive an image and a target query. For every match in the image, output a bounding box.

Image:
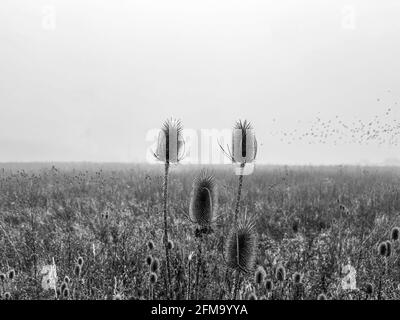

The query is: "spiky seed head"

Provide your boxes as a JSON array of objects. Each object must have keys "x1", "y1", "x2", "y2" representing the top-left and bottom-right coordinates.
[
  {"x1": 147, "y1": 240, "x2": 155, "y2": 251},
  {"x1": 8, "y1": 269, "x2": 15, "y2": 280},
  {"x1": 317, "y1": 293, "x2": 327, "y2": 300},
  {"x1": 391, "y1": 227, "x2": 400, "y2": 241},
  {"x1": 293, "y1": 272, "x2": 302, "y2": 284},
  {"x1": 275, "y1": 264, "x2": 286, "y2": 282},
  {"x1": 365, "y1": 282, "x2": 374, "y2": 296},
  {"x1": 64, "y1": 276, "x2": 70, "y2": 284},
  {"x1": 386, "y1": 241, "x2": 392, "y2": 257},
  {"x1": 149, "y1": 272, "x2": 158, "y2": 284},
  {"x1": 63, "y1": 288, "x2": 70, "y2": 298},
  {"x1": 0, "y1": 273, "x2": 5, "y2": 282},
  {"x1": 226, "y1": 217, "x2": 257, "y2": 273},
  {"x1": 231, "y1": 120, "x2": 257, "y2": 164},
  {"x1": 167, "y1": 239, "x2": 174, "y2": 250},
  {"x1": 4, "y1": 292, "x2": 11, "y2": 300},
  {"x1": 248, "y1": 292, "x2": 257, "y2": 300},
  {"x1": 150, "y1": 258, "x2": 160, "y2": 274},
  {"x1": 378, "y1": 242, "x2": 387, "y2": 256},
  {"x1": 154, "y1": 118, "x2": 184, "y2": 163},
  {"x1": 77, "y1": 256, "x2": 84, "y2": 267},
  {"x1": 254, "y1": 266, "x2": 266, "y2": 285},
  {"x1": 74, "y1": 264, "x2": 82, "y2": 278},
  {"x1": 146, "y1": 255, "x2": 153, "y2": 266},
  {"x1": 61, "y1": 281, "x2": 67, "y2": 293},
  {"x1": 265, "y1": 279, "x2": 274, "y2": 292},
  {"x1": 189, "y1": 171, "x2": 218, "y2": 227}
]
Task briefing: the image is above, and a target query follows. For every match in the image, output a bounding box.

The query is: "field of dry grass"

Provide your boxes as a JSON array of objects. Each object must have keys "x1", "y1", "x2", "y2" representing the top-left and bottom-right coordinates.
[{"x1": 1, "y1": 163, "x2": 400, "y2": 300}]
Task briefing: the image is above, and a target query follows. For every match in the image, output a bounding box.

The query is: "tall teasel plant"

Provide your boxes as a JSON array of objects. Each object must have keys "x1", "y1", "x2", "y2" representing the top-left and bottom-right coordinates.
[
  {"x1": 220, "y1": 120, "x2": 257, "y2": 299},
  {"x1": 185, "y1": 171, "x2": 219, "y2": 299},
  {"x1": 154, "y1": 118, "x2": 185, "y2": 299}
]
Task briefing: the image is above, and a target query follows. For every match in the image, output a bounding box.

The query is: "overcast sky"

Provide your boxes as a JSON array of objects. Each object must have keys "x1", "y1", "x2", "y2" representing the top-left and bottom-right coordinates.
[{"x1": 1, "y1": 0, "x2": 399, "y2": 165}]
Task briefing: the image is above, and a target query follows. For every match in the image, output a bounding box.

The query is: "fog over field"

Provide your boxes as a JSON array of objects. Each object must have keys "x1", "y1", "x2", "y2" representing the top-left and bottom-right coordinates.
[{"x1": 1, "y1": 0, "x2": 400, "y2": 165}]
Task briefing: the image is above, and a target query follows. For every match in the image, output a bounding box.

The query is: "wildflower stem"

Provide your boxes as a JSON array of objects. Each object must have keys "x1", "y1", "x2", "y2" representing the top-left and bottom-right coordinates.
[
  {"x1": 162, "y1": 161, "x2": 172, "y2": 299},
  {"x1": 195, "y1": 235, "x2": 202, "y2": 300}
]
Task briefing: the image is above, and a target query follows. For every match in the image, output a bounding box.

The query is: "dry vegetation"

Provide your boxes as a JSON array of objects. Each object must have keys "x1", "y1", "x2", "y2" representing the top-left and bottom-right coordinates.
[{"x1": 1, "y1": 163, "x2": 400, "y2": 300}]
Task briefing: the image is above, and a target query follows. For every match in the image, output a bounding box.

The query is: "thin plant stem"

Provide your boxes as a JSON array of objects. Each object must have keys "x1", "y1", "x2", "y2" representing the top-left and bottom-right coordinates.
[
  {"x1": 162, "y1": 161, "x2": 172, "y2": 299},
  {"x1": 195, "y1": 235, "x2": 202, "y2": 300}
]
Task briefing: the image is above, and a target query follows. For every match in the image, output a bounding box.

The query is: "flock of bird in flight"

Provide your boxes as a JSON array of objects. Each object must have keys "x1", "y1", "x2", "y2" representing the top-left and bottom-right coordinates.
[{"x1": 269, "y1": 91, "x2": 400, "y2": 147}]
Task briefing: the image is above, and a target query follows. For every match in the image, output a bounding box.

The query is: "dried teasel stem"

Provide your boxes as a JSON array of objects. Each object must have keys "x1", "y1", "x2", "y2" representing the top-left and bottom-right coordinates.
[
  {"x1": 233, "y1": 162, "x2": 245, "y2": 298},
  {"x1": 194, "y1": 236, "x2": 203, "y2": 300},
  {"x1": 162, "y1": 161, "x2": 171, "y2": 299}
]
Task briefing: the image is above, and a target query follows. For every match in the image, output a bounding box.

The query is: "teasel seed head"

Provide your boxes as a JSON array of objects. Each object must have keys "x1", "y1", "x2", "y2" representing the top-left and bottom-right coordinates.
[
  {"x1": 275, "y1": 264, "x2": 286, "y2": 282},
  {"x1": 248, "y1": 292, "x2": 257, "y2": 300},
  {"x1": 365, "y1": 282, "x2": 374, "y2": 296},
  {"x1": 391, "y1": 227, "x2": 399, "y2": 241},
  {"x1": 150, "y1": 257, "x2": 160, "y2": 274},
  {"x1": 146, "y1": 255, "x2": 153, "y2": 266},
  {"x1": 77, "y1": 256, "x2": 84, "y2": 267},
  {"x1": 265, "y1": 279, "x2": 273, "y2": 292},
  {"x1": 147, "y1": 240, "x2": 155, "y2": 251},
  {"x1": 74, "y1": 264, "x2": 82, "y2": 278},
  {"x1": 113, "y1": 293, "x2": 122, "y2": 300},
  {"x1": 149, "y1": 272, "x2": 158, "y2": 284},
  {"x1": 154, "y1": 118, "x2": 185, "y2": 163},
  {"x1": 293, "y1": 272, "x2": 302, "y2": 284},
  {"x1": 317, "y1": 293, "x2": 327, "y2": 300},
  {"x1": 8, "y1": 269, "x2": 15, "y2": 280},
  {"x1": 64, "y1": 276, "x2": 70, "y2": 284},
  {"x1": 226, "y1": 216, "x2": 257, "y2": 273},
  {"x1": 378, "y1": 241, "x2": 387, "y2": 257},
  {"x1": 231, "y1": 120, "x2": 257, "y2": 164},
  {"x1": 254, "y1": 266, "x2": 266, "y2": 286},
  {"x1": 189, "y1": 171, "x2": 218, "y2": 227},
  {"x1": 386, "y1": 241, "x2": 392, "y2": 257},
  {"x1": 61, "y1": 281, "x2": 67, "y2": 293},
  {"x1": 63, "y1": 287, "x2": 70, "y2": 299}
]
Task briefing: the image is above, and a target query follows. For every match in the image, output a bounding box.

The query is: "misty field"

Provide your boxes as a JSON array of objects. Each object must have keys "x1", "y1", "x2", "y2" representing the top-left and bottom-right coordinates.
[{"x1": 1, "y1": 163, "x2": 400, "y2": 300}]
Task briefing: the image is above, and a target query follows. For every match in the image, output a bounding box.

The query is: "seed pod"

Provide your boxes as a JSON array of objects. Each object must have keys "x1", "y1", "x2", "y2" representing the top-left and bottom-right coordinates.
[
  {"x1": 167, "y1": 239, "x2": 174, "y2": 251},
  {"x1": 74, "y1": 264, "x2": 82, "y2": 278},
  {"x1": 293, "y1": 272, "x2": 302, "y2": 284},
  {"x1": 386, "y1": 241, "x2": 392, "y2": 257},
  {"x1": 265, "y1": 279, "x2": 274, "y2": 292},
  {"x1": 149, "y1": 272, "x2": 158, "y2": 284},
  {"x1": 254, "y1": 266, "x2": 266, "y2": 285},
  {"x1": 147, "y1": 240, "x2": 155, "y2": 251},
  {"x1": 248, "y1": 292, "x2": 257, "y2": 300},
  {"x1": 378, "y1": 242, "x2": 387, "y2": 257},
  {"x1": 317, "y1": 293, "x2": 327, "y2": 300},
  {"x1": 232, "y1": 120, "x2": 257, "y2": 164},
  {"x1": 8, "y1": 269, "x2": 15, "y2": 280},
  {"x1": 154, "y1": 118, "x2": 184, "y2": 163},
  {"x1": 226, "y1": 217, "x2": 257, "y2": 273},
  {"x1": 77, "y1": 256, "x2": 84, "y2": 267},
  {"x1": 391, "y1": 227, "x2": 400, "y2": 241},
  {"x1": 146, "y1": 255, "x2": 153, "y2": 266},
  {"x1": 150, "y1": 257, "x2": 160, "y2": 274},
  {"x1": 189, "y1": 172, "x2": 218, "y2": 227},
  {"x1": 365, "y1": 282, "x2": 374, "y2": 296},
  {"x1": 275, "y1": 265, "x2": 286, "y2": 282}
]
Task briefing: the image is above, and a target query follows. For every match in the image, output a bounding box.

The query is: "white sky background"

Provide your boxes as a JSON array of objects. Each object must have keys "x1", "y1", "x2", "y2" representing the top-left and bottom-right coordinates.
[{"x1": 0, "y1": 0, "x2": 400, "y2": 165}]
